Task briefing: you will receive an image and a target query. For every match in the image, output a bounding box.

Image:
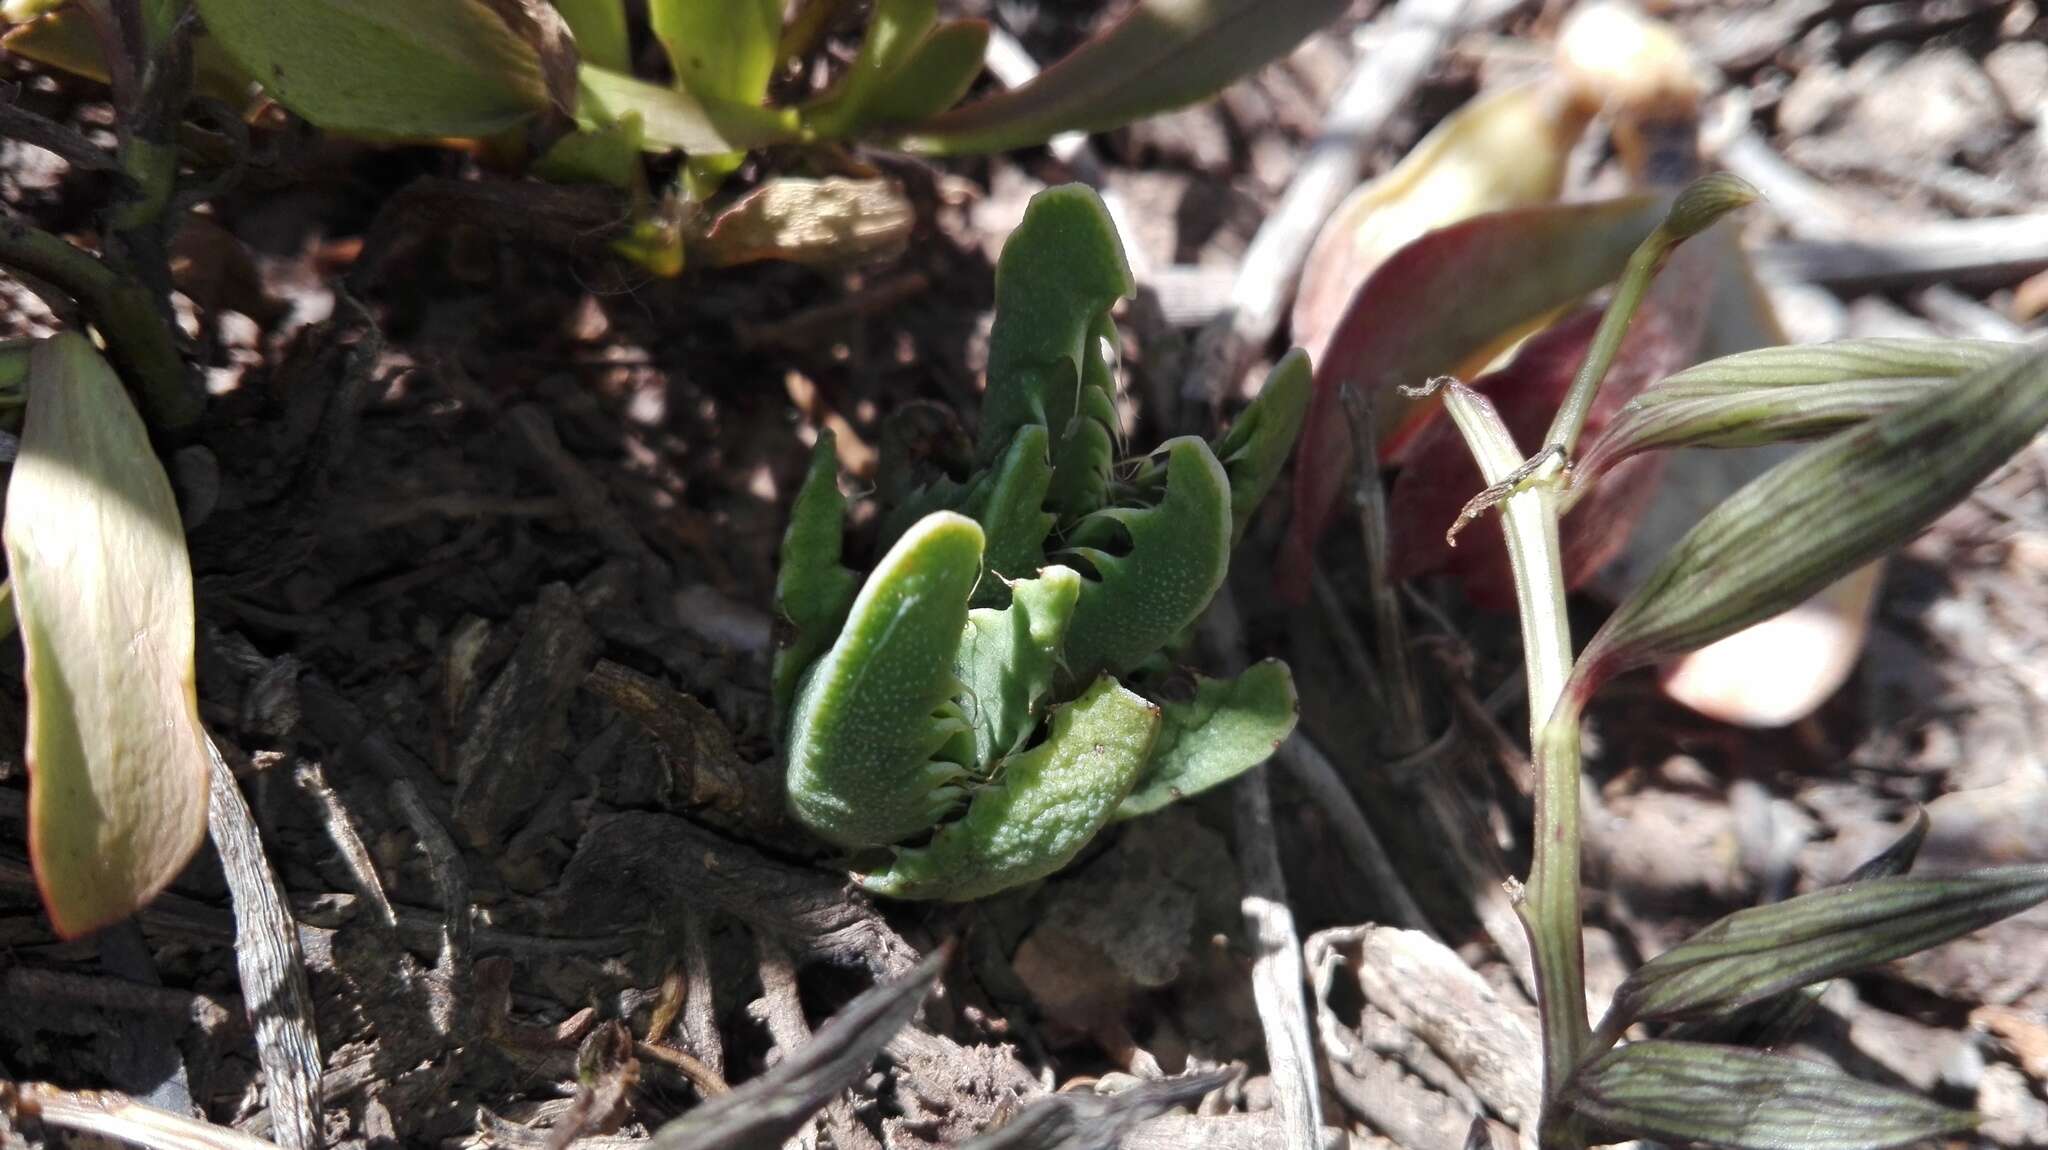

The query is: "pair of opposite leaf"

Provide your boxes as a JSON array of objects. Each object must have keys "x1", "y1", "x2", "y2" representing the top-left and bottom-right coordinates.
[{"x1": 776, "y1": 185, "x2": 1307, "y2": 901}]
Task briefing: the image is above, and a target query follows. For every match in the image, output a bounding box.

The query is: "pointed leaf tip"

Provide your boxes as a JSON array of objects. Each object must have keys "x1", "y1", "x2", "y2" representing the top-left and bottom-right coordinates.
[
  {"x1": 1604, "y1": 864, "x2": 2048, "y2": 1029},
  {"x1": 1571, "y1": 341, "x2": 2048, "y2": 701}
]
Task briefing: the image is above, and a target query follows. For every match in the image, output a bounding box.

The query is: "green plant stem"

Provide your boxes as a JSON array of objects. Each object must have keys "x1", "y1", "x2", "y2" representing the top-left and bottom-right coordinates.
[
  {"x1": 1542, "y1": 174, "x2": 1760, "y2": 457},
  {"x1": 1434, "y1": 378, "x2": 1588, "y2": 1147},
  {"x1": 0, "y1": 214, "x2": 199, "y2": 429}
]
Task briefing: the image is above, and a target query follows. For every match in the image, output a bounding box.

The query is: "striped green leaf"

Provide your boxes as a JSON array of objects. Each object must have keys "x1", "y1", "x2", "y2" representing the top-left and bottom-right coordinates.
[
  {"x1": 1568, "y1": 341, "x2": 2048, "y2": 699},
  {"x1": 1666, "y1": 811, "x2": 1929, "y2": 1046},
  {"x1": 1570, "y1": 1040, "x2": 1975, "y2": 1150},
  {"x1": 1604, "y1": 864, "x2": 2048, "y2": 1028},
  {"x1": 1572, "y1": 339, "x2": 2011, "y2": 493}
]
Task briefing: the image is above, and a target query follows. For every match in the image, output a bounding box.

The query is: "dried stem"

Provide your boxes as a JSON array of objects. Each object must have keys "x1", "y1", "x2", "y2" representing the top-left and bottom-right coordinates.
[
  {"x1": 1429, "y1": 380, "x2": 1585, "y2": 1141},
  {"x1": 1340, "y1": 383, "x2": 1426, "y2": 744}
]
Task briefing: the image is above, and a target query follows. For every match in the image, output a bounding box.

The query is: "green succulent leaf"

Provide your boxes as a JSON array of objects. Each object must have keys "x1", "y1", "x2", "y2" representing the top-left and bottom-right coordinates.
[
  {"x1": 649, "y1": 0, "x2": 779, "y2": 108},
  {"x1": 804, "y1": 0, "x2": 937, "y2": 138},
  {"x1": 1061, "y1": 437, "x2": 1233, "y2": 680},
  {"x1": 534, "y1": 112, "x2": 646, "y2": 189},
  {"x1": 856, "y1": 676, "x2": 1160, "y2": 900},
  {"x1": 1601, "y1": 863, "x2": 2048, "y2": 1031},
  {"x1": 859, "y1": 20, "x2": 990, "y2": 127},
  {"x1": 1569, "y1": 341, "x2": 2048, "y2": 701},
  {"x1": 954, "y1": 566, "x2": 1082, "y2": 766},
  {"x1": 193, "y1": 0, "x2": 565, "y2": 138},
  {"x1": 1573, "y1": 338, "x2": 2012, "y2": 494},
  {"x1": 648, "y1": 0, "x2": 780, "y2": 195},
  {"x1": 1668, "y1": 811, "x2": 1930, "y2": 1047},
  {"x1": 1213, "y1": 348, "x2": 1311, "y2": 545},
  {"x1": 551, "y1": 0, "x2": 629, "y2": 72},
  {"x1": 1569, "y1": 1040, "x2": 1975, "y2": 1150},
  {"x1": 6, "y1": 333, "x2": 210, "y2": 939},
  {"x1": 785, "y1": 512, "x2": 983, "y2": 848},
  {"x1": 963, "y1": 424, "x2": 1055, "y2": 606},
  {"x1": 577, "y1": 62, "x2": 800, "y2": 155},
  {"x1": 979, "y1": 185, "x2": 1134, "y2": 463},
  {"x1": 1115, "y1": 660, "x2": 1298, "y2": 820},
  {"x1": 1044, "y1": 312, "x2": 1123, "y2": 523},
  {"x1": 771, "y1": 434, "x2": 861, "y2": 728},
  {"x1": 900, "y1": 0, "x2": 1349, "y2": 155}
]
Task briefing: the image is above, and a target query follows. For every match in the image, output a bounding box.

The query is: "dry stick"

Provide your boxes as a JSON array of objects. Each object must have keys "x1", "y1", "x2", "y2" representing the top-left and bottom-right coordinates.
[
  {"x1": 1338, "y1": 385, "x2": 1537, "y2": 997},
  {"x1": 1309, "y1": 567, "x2": 1392, "y2": 718},
  {"x1": 290, "y1": 759, "x2": 397, "y2": 929},
  {"x1": 1202, "y1": 593, "x2": 1325, "y2": 1150},
  {"x1": 389, "y1": 777, "x2": 472, "y2": 978},
  {"x1": 205, "y1": 737, "x2": 322, "y2": 1150},
  {"x1": 1274, "y1": 737, "x2": 1432, "y2": 931},
  {"x1": 1750, "y1": 212, "x2": 2048, "y2": 289},
  {"x1": 1915, "y1": 283, "x2": 2028, "y2": 342},
  {"x1": 680, "y1": 909, "x2": 726, "y2": 1080},
  {"x1": 750, "y1": 938, "x2": 878, "y2": 1150},
  {"x1": 1344, "y1": 388, "x2": 1425, "y2": 737},
  {"x1": 1183, "y1": 0, "x2": 1471, "y2": 414},
  {"x1": 2, "y1": 967, "x2": 237, "y2": 1033},
  {"x1": 1713, "y1": 130, "x2": 1864, "y2": 242},
  {"x1": 6, "y1": 1082, "x2": 284, "y2": 1150},
  {"x1": 508, "y1": 404, "x2": 660, "y2": 567}
]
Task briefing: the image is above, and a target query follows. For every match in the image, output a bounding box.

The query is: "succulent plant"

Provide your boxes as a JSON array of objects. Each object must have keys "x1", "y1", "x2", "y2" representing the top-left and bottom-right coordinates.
[{"x1": 773, "y1": 184, "x2": 1307, "y2": 900}]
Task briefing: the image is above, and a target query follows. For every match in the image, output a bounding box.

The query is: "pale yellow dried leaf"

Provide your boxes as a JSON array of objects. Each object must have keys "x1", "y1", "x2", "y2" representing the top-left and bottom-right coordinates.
[{"x1": 6, "y1": 333, "x2": 208, "y2": 938}]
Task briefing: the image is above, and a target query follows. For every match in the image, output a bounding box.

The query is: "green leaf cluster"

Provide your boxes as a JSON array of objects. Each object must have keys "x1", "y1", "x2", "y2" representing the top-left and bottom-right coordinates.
[{"x1": 774, "y1": 185, "x2": 1306, "y2": 900}]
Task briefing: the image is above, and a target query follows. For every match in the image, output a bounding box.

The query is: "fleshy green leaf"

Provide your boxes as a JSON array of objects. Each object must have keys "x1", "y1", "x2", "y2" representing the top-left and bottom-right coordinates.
[
  {"x1": 6, "y1": 333, "x2": 210, "y2": 939},
  {"x1": 771, "y1": 433, "x2": 860, "y2": 729},
  {"x1": 978, "y1": 184, "x2": 1134, "y2": 463},
  {"x1": 954, "y1": 566, "x2": 1081, "y2": 766},
  {"x1": 1213, "y1": 349, "x2": 1311, "y2": 545},
  {"x1": 1061, "y1": 437, "x2": 1233, "y2": 680},
  {"x1": 1044, "y1": 311, "x2": 1122, "y2": 523},
  {"x1": 784, "y1": 512, "x2": 982, "y2": 848},
  {"x1": 4, "y1": 6, "x2": 258, "y2": 106},
  {"x1": 551, "y1": 0, "x2": 629, "y2": 72},
  {"x1": 649, "y1": 0, "x2": 780, "y2": 108},
  {"x1": 577, "y1": 62, "x2": 799, "y2": 154},
  {"x1": 1668, "y1": 811, "x2": 1930, "y2": 1047},
  {"x1": 900, "y1": 0, "x2": 1348, "y2": 155},
  {"x1": 1568, "y1": 342, "x2": 2048, "y2": 699},
  {"x1": 533, "y1": 113, "x2": 646, "y2": 189},
  {"x1": 1573, "y1": 338, "x2": 2011, "y2": 493},
  {"x1": 193, "y1": 0, "x2": 563, "y2": 138},
  {"x1": 963, "y1": 424, "x2": 1054, "y2": 606},
  {"x1": 803, "y1": 0, "x2": 938, "y2": 138},
  {"x1": 1280, "y1": 194, "x2": 1669, "y2": 601},
  {"x1": 858, "y1": 20, "x2": 989, "y2": 127},
  {"x1": 1569, "y1": 1040, "x2": 1975, "y2": 1150},
  {"x1": 648, "y1": 0, "x2": 781, "y2": 194},
  {"x1": 1601, "y1": 864, "x2": 2048, "y2": 1030},
  {"x1": 1115, "y1": 660, "x2": 1298, "y2": 820},
  {"x1": 856, "y1": 676, "x2": 1160, "y2": 900}
]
